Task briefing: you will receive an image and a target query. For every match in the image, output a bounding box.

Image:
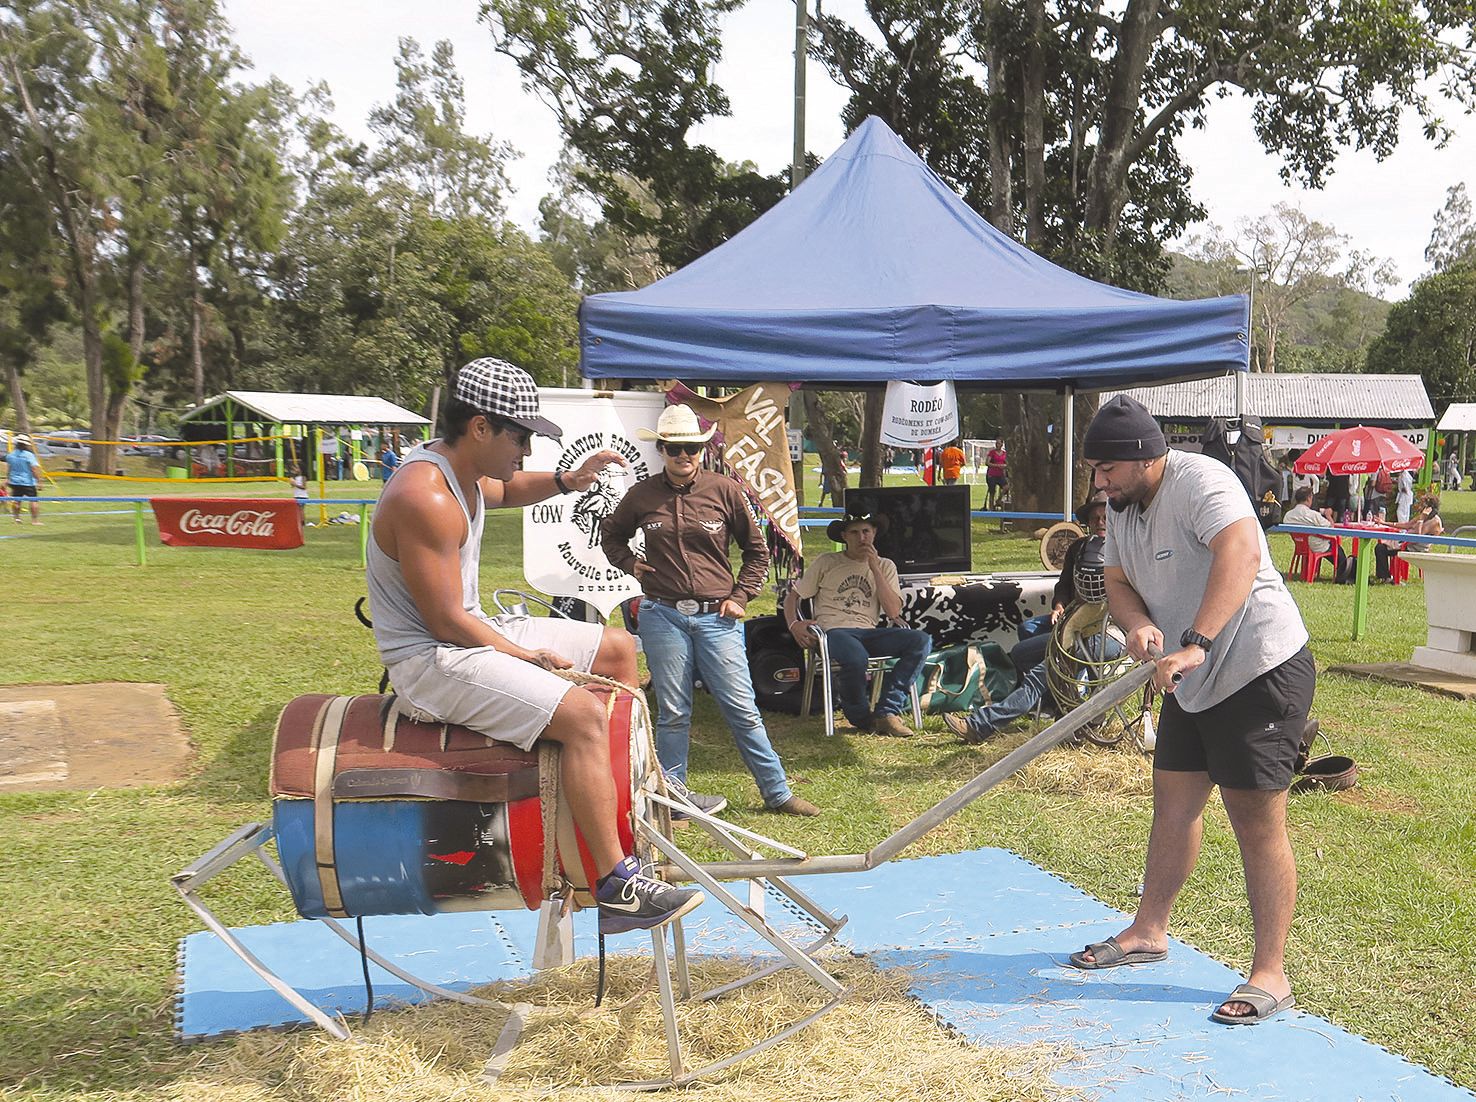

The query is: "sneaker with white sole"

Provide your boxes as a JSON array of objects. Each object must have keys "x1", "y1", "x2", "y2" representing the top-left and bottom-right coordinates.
[
  {"x1": 596, "y1": 856, "x2": 705, "y2": 935},
  {"x1": 663, "y1": 775, "x2": 728, "y2": 820}
]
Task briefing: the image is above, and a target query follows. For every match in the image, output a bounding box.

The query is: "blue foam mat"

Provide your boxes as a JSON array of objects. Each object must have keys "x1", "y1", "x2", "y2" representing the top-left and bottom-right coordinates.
[{"x1": 175, "y1": 848, "x2": 1473, "y2": 1099}]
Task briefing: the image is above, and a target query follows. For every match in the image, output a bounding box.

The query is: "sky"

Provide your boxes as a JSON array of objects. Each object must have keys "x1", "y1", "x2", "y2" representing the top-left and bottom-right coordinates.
[{"x1": 224, "y1": 0, "x2": 1476, "y2": 298}]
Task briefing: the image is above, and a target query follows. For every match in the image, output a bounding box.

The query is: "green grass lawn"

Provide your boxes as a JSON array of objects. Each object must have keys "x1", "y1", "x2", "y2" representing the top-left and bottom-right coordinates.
[{"x1": 1, "y1": 479, "x2": 1474, "y2": 1098}]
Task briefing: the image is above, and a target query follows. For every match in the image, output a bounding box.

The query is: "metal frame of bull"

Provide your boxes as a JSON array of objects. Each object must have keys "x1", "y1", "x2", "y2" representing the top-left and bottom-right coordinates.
[{"x1": 171, "y1": 655, "x2": 1158, "y2": 1090}]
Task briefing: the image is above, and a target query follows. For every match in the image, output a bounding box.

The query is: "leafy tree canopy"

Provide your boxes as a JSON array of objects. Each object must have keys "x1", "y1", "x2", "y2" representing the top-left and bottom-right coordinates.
[
  {"x1": 1366, "y1": 261, "x2": 1476, "y2": 406},
  {"x1": 483, "y1": 0, "x2": 787, "y2": 269}
]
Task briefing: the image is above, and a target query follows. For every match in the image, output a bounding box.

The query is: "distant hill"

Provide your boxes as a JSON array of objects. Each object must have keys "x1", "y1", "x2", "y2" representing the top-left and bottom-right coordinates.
[{"x1": 1164, "y1": 252, "x2": 1392, "y2": 373}]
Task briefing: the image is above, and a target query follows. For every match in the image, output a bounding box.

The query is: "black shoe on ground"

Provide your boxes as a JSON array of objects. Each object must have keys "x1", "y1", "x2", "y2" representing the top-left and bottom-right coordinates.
[
  {"x1": 596, "y1": 856, "x2": 705, "y2": 935},
  {"x1": 663, "y1": 775, "x2": 728, "y2": 821}
]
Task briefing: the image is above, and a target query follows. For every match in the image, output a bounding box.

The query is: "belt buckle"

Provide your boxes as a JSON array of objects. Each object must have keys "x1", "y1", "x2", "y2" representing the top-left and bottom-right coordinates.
[{"x1": 675, "y1": 598, "x2": 700, "y2": 615}]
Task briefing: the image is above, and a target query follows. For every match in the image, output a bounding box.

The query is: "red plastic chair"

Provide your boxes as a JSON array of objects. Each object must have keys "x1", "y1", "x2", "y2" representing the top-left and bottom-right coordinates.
[
  {"x1": 1389, "y1": 544, "x2": 1411, "y2": 586},
  {"x1": 1287, "y1": 533, "x2": 1341, "y2": 582}
]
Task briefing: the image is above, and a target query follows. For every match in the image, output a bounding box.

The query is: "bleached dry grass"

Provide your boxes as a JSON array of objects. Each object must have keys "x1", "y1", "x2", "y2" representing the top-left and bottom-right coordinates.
[{"x1": 156, "y1": 954, "x2": 1072, "y2": 1102}]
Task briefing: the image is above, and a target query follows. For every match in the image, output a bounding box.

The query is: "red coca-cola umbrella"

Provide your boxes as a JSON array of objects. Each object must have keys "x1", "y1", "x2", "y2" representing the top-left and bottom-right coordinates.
[{"x1": 1293, "y1": 426, "x2": 1424, "y2": 476}]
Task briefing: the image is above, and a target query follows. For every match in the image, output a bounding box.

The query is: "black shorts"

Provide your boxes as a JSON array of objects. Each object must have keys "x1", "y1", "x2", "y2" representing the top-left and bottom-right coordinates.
[
  {"x1": 986, "y1": 473, "x2": 1007, "y2": 489},
  {"x1": 1154, "y1": 647, "x2": 1316, "y2": 790},
  {"x1": 7, "y1": 484, "x2": 37, "y2": 498}
]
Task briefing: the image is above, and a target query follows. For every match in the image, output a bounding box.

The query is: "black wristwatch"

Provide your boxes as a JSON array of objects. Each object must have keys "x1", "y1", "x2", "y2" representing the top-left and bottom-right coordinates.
[
  {"x1": 1180, "y1": 628, "x2": 1215, "y2": 653},
  {"x1": 553, "y1": 470, "x2": 572, "y2": 494}
]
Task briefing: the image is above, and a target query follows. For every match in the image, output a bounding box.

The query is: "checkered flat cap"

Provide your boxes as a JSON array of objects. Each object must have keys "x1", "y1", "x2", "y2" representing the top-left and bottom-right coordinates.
[{"x1": 455, "y1": 358, "x2": 562, "y2": 442}]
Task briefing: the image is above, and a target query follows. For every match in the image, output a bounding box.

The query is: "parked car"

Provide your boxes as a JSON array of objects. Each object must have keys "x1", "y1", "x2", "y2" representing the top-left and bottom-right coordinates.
[
  {"x1": 123, "y1": 435, "x2": 178, "y2": 457},
  {"x1": 37, "y1": 430, "x2": 91, "y2": 463}
]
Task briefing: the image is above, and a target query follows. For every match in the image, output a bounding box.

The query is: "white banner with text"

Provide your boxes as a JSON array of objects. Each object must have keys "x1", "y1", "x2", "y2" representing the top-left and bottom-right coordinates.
[
  {"x1": 522, "y1": 389, "x2": 665, "y2": 616},
  {"x1": 880, "y1": 380, "x2": 959, "y2": 448}
]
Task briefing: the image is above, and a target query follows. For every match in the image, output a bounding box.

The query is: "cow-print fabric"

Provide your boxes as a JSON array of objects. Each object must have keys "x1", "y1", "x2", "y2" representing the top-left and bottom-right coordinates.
[{"x1": 900, "y1": 577, "x2": 1057, "y2": 650}]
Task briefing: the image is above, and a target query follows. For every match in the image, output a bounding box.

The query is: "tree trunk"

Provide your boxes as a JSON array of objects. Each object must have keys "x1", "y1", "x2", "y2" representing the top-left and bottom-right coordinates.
[
  {"x1": 1001, "y1": 394, "x2": 1055, "y2": 513},
  {"x1": 95, "y1": 255, "x2": 150, "y2": 473},
  {"x1": 128, "y1": 257, "x2": 145, "y2": 363},
  {"x1": 859, "y1": 389, "x2": 886, "y2": 486},
  {"x1": 1021, "y1": 0, "x2": 1046, "y2": 248},
  {"x1": 228, "y1": 322, "x2": 246, "y2": 388},
  {"x1": 82, "y1": 307, "x2": 107, "y2": 473},
  {"x1": 802, "y1": 389, "x2": 847, "y2": 503},
  {"x1": 190, "y1": 272, "x2": 205, "y2": 406},
  {"x1": 981, "y1": 18, "x2": 1013, "y2": 231},
  {"x1": 5, "y1": 359, "x2": 31, "y2": 433},
  {"x1": 1083, "y1": 0, "x2": 1161, "y2": 254},
  {"x1": 1001, "y1": 391, "x2": 1099, "y2": 517}
]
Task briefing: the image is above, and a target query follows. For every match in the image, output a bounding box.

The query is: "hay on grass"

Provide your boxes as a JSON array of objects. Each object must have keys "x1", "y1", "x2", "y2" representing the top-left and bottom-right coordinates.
[
  {"x1": 1014, "y1": 739, "x2": 1153, "y2": 800},
  {"x1": 163, "y1": 954, "x2": 1072, "y2": 1102},
  {"x1": 963, "y1": 722, "x2": 1153, "y2": 801}
]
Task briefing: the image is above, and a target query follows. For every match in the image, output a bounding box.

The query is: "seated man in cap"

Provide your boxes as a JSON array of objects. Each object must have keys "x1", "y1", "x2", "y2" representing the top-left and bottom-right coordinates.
[
  {"x1": 367, "y1": 357, "x2": 704, "y2": 934},
  {"x1": 782, "y1": 513, "x2": 933, "y2": 737}
]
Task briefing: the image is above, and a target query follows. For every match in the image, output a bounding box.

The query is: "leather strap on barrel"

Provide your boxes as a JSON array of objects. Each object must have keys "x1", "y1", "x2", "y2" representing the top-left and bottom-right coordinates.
[
  {"x1": 332, "y1": 766, "x2": 539, "y2": 803},
  {"x1": 378, "y1": 693, "x2": 400, "y2": 751},
  {"x1": 312, "y1": 695, "x2": 354, "y2": 918},
  {"x1": 538, "y1": 742, "x2": 562, "y2": 900}
]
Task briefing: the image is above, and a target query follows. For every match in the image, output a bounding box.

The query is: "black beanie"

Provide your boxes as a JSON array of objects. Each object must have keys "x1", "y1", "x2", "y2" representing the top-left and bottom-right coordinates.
[{"x1": 1083, "y1": 396, "x2": 1166, "y2": 461}]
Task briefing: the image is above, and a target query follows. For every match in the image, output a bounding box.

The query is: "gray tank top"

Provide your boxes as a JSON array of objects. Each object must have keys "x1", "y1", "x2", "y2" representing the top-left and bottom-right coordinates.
[{"x1": 365, "y1": 444, "x2": 490, "y2": 664}]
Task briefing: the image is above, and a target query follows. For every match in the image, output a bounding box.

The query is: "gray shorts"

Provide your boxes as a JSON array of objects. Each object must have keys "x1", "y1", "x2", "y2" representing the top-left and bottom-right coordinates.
[{"x1": 387, "y1": 616, "x2": 604, "y2": 751}]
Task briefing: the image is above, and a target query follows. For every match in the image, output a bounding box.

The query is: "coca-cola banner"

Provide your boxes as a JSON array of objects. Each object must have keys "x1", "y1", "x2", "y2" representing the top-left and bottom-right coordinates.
[{"x1": 150, "y1": 498, "x2": 304, "y2": 550}]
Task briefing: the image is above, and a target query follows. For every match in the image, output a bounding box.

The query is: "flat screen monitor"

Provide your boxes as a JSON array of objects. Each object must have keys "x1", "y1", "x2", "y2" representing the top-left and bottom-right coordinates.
[{"x1": 840, "y1": 485, "x2": 973, "y2": 576}]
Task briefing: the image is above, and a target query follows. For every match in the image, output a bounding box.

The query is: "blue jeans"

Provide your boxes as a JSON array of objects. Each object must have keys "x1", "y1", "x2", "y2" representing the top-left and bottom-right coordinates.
[
  {"x1": 962, "y1": 635, "x2": 1125, "y2": 738},
  {"x1": 1010, "y1": 631, "x2": 1051, "y2": 677},
  {"x1": 1019, "y1": 614, "x2": 1052, "y2": 640},
  {"x1": 823, "y1": 626, "x2": 933, "y2": 724},
  {"x1": 637, "y1": 600, "x2": 792, "y2": 807},
  {"x1": 964, "y1": 662, "x2": 1050, "y2": 736}
]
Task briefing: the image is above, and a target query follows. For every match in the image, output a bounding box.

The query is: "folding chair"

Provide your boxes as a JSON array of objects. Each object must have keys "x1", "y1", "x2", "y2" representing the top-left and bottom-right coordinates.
[{"x1": 797, "y1": 603, "x2": 925, "y2": 737}]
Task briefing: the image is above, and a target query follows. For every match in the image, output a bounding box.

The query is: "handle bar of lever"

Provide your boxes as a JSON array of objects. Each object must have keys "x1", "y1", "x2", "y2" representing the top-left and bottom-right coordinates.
[{"x1": 1146, "y1": 644, "x2": 1182, "y2": 683}]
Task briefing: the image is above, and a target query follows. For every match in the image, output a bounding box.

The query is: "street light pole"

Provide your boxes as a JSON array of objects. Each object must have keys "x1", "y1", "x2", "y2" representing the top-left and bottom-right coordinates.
[{"x1": 792, "y1": 0, "x2": 808, "y2": 189}]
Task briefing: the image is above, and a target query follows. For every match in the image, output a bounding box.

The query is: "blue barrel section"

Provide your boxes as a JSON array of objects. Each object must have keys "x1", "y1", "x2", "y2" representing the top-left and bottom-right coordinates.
[{"x1": 273, "y1": 798, "x2": 524, "y2": 919}]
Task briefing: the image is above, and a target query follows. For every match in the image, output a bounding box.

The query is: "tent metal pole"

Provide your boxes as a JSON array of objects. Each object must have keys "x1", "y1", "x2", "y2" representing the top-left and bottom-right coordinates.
[{"x1": 1062, "y1": 386, "x2": 1074, "y2": 520}]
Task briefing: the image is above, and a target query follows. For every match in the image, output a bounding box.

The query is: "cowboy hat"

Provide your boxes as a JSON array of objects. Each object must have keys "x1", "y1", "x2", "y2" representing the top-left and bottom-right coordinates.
[
  {"x1": 1075, "y1": 489, "x2": 1109, "y2": 523},
  {"x1": 636, "y1": 404, "x2": 716, "y2": 444},
  {"x1": 826, "y1": 512, "x2": 890, "y2": 543}
]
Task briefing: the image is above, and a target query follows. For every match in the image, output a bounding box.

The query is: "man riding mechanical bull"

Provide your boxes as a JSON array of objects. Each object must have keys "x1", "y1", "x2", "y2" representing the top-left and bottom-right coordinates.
[{"x1": 365, "y1": 357, "x2": 704, "y2": 935}]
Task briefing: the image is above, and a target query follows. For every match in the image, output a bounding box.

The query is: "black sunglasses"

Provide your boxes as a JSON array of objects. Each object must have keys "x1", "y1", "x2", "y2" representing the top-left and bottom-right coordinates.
[
  {"x1": 661, "y1": 442, "x2": 704, "y2": 455},
  {"x1": 482, "y1": 414, "x2": 532, "y2": 447}
]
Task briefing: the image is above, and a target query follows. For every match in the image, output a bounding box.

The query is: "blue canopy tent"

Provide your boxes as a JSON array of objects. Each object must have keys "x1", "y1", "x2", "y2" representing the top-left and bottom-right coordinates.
[{"x1": 579, "y1": 115, "x2": 1249, "y2": 513}]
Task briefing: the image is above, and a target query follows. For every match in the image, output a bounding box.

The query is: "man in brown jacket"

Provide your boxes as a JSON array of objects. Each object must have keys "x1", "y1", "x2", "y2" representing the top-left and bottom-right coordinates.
[{"x1": 602, "y1": 404, "x2": 818, "y2": 817}]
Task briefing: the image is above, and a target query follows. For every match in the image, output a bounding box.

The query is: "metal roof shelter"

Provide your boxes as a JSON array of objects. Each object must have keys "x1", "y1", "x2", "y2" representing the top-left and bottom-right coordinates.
[
  {"x1": 1437, "y1": 403, "x2": 1476, "y2": 432},
  {"x1": 178, "y1": 391, "x2": 430, "y2": 427},
  {"x1": 1101, "y1": 374, "x2": 1433, "y2": 424},
  {"x1": 177, "y1": 392, "x2": 431, "y2": 481}
]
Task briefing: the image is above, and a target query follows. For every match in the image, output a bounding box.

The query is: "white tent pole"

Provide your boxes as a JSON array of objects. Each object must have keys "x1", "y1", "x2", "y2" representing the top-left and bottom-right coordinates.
[{"x1": 1062, "y1": 386, "x2": 1074, "y2": 520}]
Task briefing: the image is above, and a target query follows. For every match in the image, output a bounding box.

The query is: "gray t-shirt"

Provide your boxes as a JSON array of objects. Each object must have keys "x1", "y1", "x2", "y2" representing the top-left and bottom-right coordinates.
[{"x1": 1104, "y1": 449, "x2": 1308, "y2": 712}]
